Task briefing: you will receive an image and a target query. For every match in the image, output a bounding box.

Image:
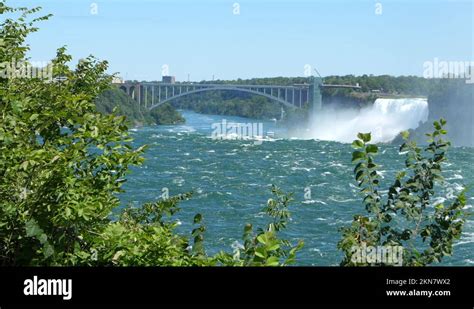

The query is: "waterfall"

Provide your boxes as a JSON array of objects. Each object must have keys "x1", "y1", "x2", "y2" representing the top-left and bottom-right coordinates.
[{"x1": 306, "y1": 98, "x2": 429, "y2": 143}]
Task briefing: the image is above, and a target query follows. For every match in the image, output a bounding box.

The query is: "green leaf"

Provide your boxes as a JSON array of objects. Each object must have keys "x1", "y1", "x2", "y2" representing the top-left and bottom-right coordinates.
[
  {"x1": 357, "y1": 133, "x2": 371, "y2": 143},
  {"x1": 352, "y1": 140, "x2": 364, "y2": 149},
  {"x1": 25, "y1": 219, "x2": 43, "y2": 238},
  {"x1": 255, "y1": 247, "x2": 266, "y2": 258},
  {"x1": 401, "y1": 130, "x2": 410, "y2": 140},
  {"x1": 265, "y1": 256, "x2": 280, "y2": 266},
  {"x1": 355, "y1": 170, "x2": 365, "y2": 181},
  {"x1": 352, "y1": 151, "x2": 365, "y2": 162},
  {"x1": 43, "y1": 243, "x2": 55, "y2": 258},
  {"x1": 267, "y1": 243, "x2": 280, "y2": 251},
  {"x1": 193, "y1": 213, "x2": 202, "y2": 224},
  {"x1": 29, "y1": 114, "x2": 39, "y2": 121},
  {"x1": 257, "y1": 233, "x2": 268, "y2": 245},
  {"x1": 20, "y1": 161, "x2": 29, "y2": 170},
  {"x1": 365, "y1": 144, "x2": 378, "y2": 154}
]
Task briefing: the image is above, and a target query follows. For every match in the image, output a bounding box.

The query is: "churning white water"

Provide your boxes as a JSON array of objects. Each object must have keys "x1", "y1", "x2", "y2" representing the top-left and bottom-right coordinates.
[{"x1": 306, "y1": 98, "x2": 429, "y2": 143}]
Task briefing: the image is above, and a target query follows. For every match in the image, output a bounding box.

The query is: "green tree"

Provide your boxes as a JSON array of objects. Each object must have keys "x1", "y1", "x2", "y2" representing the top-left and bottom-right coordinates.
[
  {"x1": 0, "y1": 3, "x2": 145, "y2": 265},
  {"x1": 0, "y1": 1, "x2": 302, "y2": 266},
  {"x1": 338, "y1": 119, "x2": 469, "y2": 266},
  {"x1": 95, "y1": 88, "x2": 185, "y2": 126},
  {"x1": 149, "y1": 102, "x2": 185, "y2": 125}
]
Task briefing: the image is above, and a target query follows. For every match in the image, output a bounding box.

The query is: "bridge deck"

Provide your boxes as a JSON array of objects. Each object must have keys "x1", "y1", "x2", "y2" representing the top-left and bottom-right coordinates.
[{"x1": 114, "y1": 79, "x2": 361, "y2": 111}]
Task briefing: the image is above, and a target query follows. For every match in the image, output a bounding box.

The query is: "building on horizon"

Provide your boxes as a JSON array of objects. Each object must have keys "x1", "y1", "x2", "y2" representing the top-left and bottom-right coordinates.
[{"x1": 162, "y1": 76, "x2": 176, "y2": 84}]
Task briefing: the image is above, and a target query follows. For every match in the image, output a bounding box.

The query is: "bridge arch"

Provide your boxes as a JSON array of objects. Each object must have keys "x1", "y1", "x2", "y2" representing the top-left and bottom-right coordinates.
[
  {"x1": 129, "y1": 86, "x2": 136, "y2": 99},
  {"x1": 119, "y1": 85, "x2": 128, "y2": 94},
  {"x1": 147, "y1": 86, "x2": 299, "y2": 111}
]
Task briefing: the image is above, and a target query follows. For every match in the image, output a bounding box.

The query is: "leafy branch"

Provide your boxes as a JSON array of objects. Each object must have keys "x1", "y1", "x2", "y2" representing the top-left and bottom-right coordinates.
[{"x1": 338, "y1": 119, "x2": 469, "y2": 266}]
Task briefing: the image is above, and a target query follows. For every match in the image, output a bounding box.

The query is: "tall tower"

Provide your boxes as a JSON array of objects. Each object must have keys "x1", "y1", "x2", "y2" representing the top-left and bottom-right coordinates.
[{"x1": 309, "y1": 76, "x2": 323, "y2": 116}]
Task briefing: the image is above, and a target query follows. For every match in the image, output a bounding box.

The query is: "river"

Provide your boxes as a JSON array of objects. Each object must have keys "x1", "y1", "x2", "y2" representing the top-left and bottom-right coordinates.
[{"x1": 120, "y1": 109, "x2": 473, "y2": 265}]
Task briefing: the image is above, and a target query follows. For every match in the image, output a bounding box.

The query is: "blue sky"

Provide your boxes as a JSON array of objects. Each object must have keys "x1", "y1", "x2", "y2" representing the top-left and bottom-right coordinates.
[{"x1": 18, "y1": 0, "x2": 474, "y2": 81}]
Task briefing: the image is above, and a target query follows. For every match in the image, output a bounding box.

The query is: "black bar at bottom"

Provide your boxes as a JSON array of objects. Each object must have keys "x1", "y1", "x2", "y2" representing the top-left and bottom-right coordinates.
[{"x1": 0, "y1": 267, "x2": 472, "y2": 306}]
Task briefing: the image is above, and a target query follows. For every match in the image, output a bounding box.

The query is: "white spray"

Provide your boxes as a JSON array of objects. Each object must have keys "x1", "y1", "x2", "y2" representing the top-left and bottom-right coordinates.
[{"x1": 305, "y1": 98, "x2": 429, "y2": 143}]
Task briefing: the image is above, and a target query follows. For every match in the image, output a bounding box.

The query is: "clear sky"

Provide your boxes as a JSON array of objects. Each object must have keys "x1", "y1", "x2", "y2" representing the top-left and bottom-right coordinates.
[{"x1": 18, "y1": 0, "x2": 474, "y2": 81}]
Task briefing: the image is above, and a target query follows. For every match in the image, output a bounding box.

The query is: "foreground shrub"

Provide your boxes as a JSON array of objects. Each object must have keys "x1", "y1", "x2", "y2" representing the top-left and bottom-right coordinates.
[{"x1": 338, "y1": 120, "x2": 469, "y2": 266}]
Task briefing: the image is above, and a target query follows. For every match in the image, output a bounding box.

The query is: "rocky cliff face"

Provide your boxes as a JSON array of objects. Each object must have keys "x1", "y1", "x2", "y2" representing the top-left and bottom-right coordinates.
[{"x1": 392, "y1": 80, "x2": 473, "y2": 147}]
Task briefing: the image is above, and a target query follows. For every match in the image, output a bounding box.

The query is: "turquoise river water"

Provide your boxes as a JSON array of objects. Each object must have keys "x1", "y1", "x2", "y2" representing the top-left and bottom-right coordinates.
[{"x1": 120, "y1": 110, "x2": 473, "y2": 265}]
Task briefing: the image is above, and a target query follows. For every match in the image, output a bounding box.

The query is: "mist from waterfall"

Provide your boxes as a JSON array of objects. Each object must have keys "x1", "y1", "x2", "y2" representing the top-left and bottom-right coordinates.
[{"x1": 304, "y1": 98, "x2": 429, "y2": 143}]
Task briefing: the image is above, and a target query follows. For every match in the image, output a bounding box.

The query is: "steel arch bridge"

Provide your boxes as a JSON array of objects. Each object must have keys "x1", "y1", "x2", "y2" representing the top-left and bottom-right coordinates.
[{"x1": 114, "y1": 77, "x2": 360, "y2": 113}]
